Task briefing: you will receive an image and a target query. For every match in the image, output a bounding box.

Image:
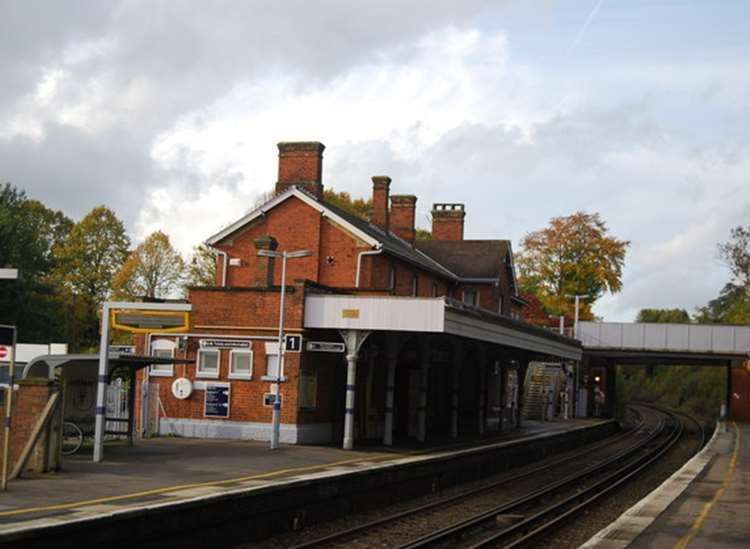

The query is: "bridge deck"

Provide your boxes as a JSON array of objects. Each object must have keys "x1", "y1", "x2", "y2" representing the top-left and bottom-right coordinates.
[{"x1": 579, "y1": 321, "x2": 750, "y2": 358}]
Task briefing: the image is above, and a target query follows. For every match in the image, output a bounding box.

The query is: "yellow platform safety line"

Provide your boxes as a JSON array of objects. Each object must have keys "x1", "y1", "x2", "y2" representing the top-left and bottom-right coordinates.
[
  {"x1": 674, "y1": 421, "x2": 741, "y2": 549},
  {"x1": 0, "y1": 450, "x2": 413, "y2": 519}
]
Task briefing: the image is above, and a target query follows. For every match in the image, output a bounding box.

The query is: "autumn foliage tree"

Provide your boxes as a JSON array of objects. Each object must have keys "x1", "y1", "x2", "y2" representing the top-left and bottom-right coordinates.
[
  {"x1": 113, "y1": 231, "x2": 185, "y2": 299},
  {"x1": 517, "y1": 211, "x2": 629, "y2": 319}
]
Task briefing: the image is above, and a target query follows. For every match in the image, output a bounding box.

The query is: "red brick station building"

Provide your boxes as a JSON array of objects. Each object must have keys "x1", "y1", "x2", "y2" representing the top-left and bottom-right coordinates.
[{"x1": 134, "y1": 142, "x2": 581, "y2": 448}]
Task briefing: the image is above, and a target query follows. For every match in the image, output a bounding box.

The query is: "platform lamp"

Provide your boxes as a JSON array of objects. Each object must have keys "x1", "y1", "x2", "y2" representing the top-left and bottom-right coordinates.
[
  {"x1": 565, "y1": 294, "x2": 591, "y2": 419},
  {"x1": 257, "y1": 249, "x2": 312, "y2": 450}
]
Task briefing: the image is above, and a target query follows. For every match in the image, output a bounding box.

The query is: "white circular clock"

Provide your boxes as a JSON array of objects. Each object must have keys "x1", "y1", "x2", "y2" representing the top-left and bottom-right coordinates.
[{"x1": 171, "y1": 377, "x2": 193, "y2": 400}]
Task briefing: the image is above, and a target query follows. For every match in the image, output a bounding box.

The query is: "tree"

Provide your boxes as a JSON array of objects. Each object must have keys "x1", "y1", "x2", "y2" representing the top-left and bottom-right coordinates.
[
  {"x1": 55, "y1": 206, "x2": 130, "y2": 348},
  {"x1": 516, "y1": 211, "x2": 629, "y2": 319},
  {"x1": 636, "y1": 308, "x2": 690, "y2": 323},
  {"x1": 323, "y1": 189, "x2": 371, "y2": 219},
  {"x1": 0, "y1": 184, "x2": 73, "y2": 341},
  {"x1": 113, "y1": 231, "x2": 185, "y2": 299},
  {"x1": 718, "y1": 225, "x2": 750, "y2": 288},
  {"x1": 185, "y1": 244, "x2": 217, "y2": 288},
  {"x1": 696, "y1": 283, "x2": 750, "y2": 325},
  {"x1": 695, "y1": 226, "x2": 750, "y2": 325}
]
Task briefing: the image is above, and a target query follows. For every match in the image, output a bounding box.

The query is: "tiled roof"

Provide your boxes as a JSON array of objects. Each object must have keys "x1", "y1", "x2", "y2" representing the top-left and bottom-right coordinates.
[
  {"x1": 416, "y1": 240, "x2": 510, "y2": 280},
  {"x1": 320, "y1": 199, "x2": 457, "y2": 280}
]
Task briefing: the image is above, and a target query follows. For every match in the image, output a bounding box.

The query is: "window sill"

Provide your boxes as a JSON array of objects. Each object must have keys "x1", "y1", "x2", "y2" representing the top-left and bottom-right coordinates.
[
  {"x1": 149, "y1": 371, "x2": 174, "y2": 377},
  {"x1": 196, "y1": 372, "x2": 220, "y2": 379},
  {"x1": 228, "y1": 374, "x2": 253, "y2": 380},
  {"x1": 261, "y1": 376, "x2": 287, "y2": 382}
]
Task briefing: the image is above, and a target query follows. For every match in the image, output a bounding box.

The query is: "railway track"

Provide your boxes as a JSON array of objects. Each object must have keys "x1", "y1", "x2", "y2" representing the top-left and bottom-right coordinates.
[{"x1": 286, "y1": 405, "x2": 699, "y2": 549}]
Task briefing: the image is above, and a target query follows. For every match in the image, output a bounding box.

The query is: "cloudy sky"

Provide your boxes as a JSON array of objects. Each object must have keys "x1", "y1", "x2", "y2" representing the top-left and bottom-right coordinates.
[{"x1": 2, "y1": 1, "x2": 748, "y2": 320}]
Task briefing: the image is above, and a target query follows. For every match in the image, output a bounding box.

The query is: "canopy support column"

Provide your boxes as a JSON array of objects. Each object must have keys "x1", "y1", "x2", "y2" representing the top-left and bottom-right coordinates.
[
  {"x1": 450, "y1": 339, "x2": 462, "y2": 438},
  {"x1": 383, "y1": 334, "x2": 400, "y2": 447},
  {"x1": 477, "y1": 345, "x2": 487, "y2": 436},
  {"x1": 93, "y1": 304, "x2": 111, "y2": 463},
  {"x1": 417, "y1": 338, "x2": 430, "y2": 443},
  {"x1": 340, "y1": 329, "x2": 372, "y2": 450}
]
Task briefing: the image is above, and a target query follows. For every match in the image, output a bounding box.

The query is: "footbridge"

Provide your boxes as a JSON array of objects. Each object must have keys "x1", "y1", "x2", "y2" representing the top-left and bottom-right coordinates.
[{"x1": 577, "y1": 321, "x2": 750, "y2": 420}]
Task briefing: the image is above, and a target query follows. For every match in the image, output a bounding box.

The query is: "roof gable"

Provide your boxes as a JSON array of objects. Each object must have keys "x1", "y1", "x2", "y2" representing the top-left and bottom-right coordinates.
[{"x1": 205, "y1": 187, "x2": 380, "y2": 248}]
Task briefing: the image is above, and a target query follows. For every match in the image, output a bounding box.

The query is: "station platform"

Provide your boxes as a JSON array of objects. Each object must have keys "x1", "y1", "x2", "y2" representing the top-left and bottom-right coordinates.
[
  {"x1": 0, "y1": 418, "x2": 612, "y2": 545},
  {"x1": 583, "y1": 420, "x2": 749, "y2": 548}
]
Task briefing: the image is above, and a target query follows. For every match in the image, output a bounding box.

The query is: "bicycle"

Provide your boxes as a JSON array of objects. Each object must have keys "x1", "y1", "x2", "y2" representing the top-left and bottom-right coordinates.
[{"x1": 62, "y1": 421, "x2": 83, "y2": 455}]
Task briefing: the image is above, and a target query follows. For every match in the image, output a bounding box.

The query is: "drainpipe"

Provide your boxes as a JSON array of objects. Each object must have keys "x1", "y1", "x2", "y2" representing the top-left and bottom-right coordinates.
[
  {"x1": 213, "y1": 249, "x2": 228, "y2": 287},
  {"x1": 355, "y1": 246, "x2": 383, "y2": 288}
]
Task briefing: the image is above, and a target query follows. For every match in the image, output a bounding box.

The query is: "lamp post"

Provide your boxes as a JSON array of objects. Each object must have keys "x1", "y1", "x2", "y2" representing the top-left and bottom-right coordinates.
[
  {"x1": 566, "y1": 293, "x2": 591, "y2": 419},
  {"x1": 257, "y1": 248, "x2": 312, "y2": 449}
]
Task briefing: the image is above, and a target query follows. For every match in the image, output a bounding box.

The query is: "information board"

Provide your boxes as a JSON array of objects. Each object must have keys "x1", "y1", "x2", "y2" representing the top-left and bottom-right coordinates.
[{"x1": 204, "y1": 383, "x2": 230, "y2": 418}]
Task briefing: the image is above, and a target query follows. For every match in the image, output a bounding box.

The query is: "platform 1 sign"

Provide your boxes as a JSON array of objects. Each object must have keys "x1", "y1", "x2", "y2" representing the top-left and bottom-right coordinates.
[
  {"x1": 204, "y1": 383, "x2": 230, "y2": 418},
  {"x1": 306, "y1": 341, "x2": 345, "y2": 353},
  {"x1": 284, "y1": 334, "x2": 302, "y2": 353}
]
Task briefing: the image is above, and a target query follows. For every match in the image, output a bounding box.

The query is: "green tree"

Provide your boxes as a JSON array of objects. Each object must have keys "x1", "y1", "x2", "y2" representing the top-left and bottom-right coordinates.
[
  {"x1": 0, "y1": 184, "x2": 73, "y2": 341},
  {"x1": 113, "y1": 231, "x2": 185, "y2": 299},
  {"x1": 696, "y1": 284, "x2": 750, "y2": 325},
  {"x1": 636, "y1": 308, "x2": 690, "y2": 323},
  {"x1": 718, "y1": 225, "x2": 750, "y2": 288},
  {"x1": 55, "y1": 206, "x2": 130, "y2": 348},
  {"x1": 517, "y1": 211, "x2": 629, "y2": 319},
  {"x1": 695, "y1": 226, "x2": 750, "y2": 325},
  {"x1": 323, "y1": 189, "x2": 371, "y2": 219},
  {"x1": 185, "y1": 244, "x2": 217, "y2": 288}
]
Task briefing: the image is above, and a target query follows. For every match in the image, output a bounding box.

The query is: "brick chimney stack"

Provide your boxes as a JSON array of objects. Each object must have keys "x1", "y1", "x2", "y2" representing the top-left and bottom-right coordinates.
[
  {"x1": 275, "y1": 141, "x2": 325, "y2": 199},
  {"x1": 390, "y1": 194, "x2": 417, "y2": 245},
  {"x1": 431, "y1": 203, "x2": 465, "y2": 241},
  {"x1": 370, "y1": 176, "x2": 391, "y2": 231}
]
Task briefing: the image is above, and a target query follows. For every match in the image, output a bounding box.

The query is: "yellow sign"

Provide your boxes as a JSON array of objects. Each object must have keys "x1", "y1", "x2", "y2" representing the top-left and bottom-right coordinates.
[
  {"x1": 110, "y1": 310, "x2": 191, "y2": 334},
  {"x1": 341, "y1": 309, "x2": 360, "y2": 319}
]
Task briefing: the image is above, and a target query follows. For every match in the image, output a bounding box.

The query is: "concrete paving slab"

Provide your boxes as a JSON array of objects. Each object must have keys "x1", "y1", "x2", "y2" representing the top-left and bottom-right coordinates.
[
  {"x1": 0, "y1": 418, "x2": 607, "y2": 539},
  {"x1": 583, "y1": 420, "x2": 750, "y2": 549}
]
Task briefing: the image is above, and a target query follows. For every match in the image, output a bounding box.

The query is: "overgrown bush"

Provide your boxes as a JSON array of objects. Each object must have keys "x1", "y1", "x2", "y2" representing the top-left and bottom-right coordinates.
[{"x1": 617, "y1": 364, "x2": 726, "y2": 419}]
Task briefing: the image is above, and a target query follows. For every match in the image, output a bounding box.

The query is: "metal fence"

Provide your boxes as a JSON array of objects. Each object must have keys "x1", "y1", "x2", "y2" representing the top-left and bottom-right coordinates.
[{"x1": 105, "y1": 380, "x2": 129, "y2": 440}]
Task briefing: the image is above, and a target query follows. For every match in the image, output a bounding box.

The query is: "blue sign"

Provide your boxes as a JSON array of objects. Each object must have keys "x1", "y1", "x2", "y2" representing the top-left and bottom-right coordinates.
[{"x1": 204, "y1": 383, "x2": 230, "y2": 418}]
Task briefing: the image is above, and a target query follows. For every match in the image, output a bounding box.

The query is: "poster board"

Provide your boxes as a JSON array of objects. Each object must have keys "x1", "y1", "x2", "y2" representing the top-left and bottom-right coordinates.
[{"x1": 204, "y1": 382, "x2": 230, "y2": 418}]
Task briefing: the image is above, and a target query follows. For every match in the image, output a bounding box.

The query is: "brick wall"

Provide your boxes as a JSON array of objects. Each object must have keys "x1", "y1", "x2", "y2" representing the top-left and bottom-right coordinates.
[{"x1": 0, "y1": 379, "x2": 59, "y2": 476}]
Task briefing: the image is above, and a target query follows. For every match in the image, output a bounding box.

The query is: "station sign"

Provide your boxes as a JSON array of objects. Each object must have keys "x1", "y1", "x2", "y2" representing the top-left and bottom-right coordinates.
[
  {"x1": 111, "y1": 310, "x2": 190, "y2": 334},
  {"x1": 200, "y1": 339, "x2": 251, "y2": 349},
  {"x1": 263, "y1": 393, "x2": 283, "y2": 407},
  {"x1": 204, "y1": 382, "x2": 230, "y2": 418},
  {"x1": 306, "y1": 341, "x2": 345, "y2": 353},
  {"x1": 284, "y1": 335, "x2": 302, "y2": 353},
  {"x1": 0, "y1": 346, "x2": 7, "y2": 360},
  {"x1": 109, "y1": 345, "x2": 135, "y2": 355}
]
